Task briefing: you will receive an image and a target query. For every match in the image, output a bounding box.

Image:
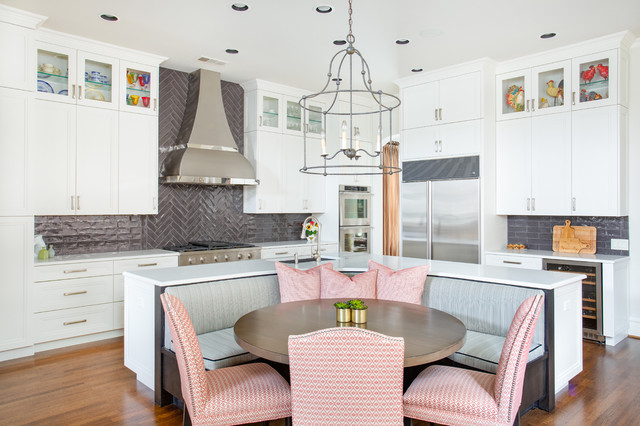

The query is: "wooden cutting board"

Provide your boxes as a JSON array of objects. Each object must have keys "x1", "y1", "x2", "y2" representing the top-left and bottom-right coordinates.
[{"x1": 552, "y1": 220, "x2": 597, "y2": 254}]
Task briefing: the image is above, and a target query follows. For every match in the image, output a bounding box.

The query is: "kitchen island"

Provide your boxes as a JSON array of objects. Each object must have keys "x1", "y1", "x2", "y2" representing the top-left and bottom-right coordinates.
[{"x1": 123, "y1": 253, "x2": 584, "y2": 402}]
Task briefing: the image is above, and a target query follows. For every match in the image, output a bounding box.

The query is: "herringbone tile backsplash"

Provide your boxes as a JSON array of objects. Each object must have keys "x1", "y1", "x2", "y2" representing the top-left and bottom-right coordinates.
[{"x1": 36, "y1": 67, "x2": 306, "y2": 255}]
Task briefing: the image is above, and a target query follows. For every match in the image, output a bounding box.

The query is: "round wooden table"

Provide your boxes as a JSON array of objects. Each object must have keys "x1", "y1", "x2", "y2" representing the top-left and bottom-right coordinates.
[{"x1": 234, "y1": 298, "x2": 466, "y2": 367}]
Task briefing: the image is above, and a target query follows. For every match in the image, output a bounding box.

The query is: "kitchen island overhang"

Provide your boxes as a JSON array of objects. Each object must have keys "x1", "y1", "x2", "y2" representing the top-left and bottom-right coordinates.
[{"x1": 123, "y1": 253, "x2": 584, "y2": 412}]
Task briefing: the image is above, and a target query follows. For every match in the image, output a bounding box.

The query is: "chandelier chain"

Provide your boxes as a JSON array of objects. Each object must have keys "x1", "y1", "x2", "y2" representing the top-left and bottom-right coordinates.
[{"x1": 348, "y1": 0, "x2": 353, "y2": 38}]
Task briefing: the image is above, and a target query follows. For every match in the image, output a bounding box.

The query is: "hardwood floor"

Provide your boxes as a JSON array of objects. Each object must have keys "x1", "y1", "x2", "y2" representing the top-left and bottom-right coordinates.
[{"x1": 0, "y1": 337, "x2": 638, "y2": 425}]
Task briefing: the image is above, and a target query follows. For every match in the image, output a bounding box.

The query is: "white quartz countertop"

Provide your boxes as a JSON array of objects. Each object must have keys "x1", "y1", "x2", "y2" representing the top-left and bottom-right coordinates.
[
  {"x1": 34, "y1": 249, "x2": 178, "y2": 266},
  {"x1": 486, "y1": 248, "x2": 629, "y2": 264},
  {"x1": 124, "y1": 253, "x2": 583, "y2": 290},
  {"x1": 253, "y1": 240, "x2": 337, "y2": 248}
]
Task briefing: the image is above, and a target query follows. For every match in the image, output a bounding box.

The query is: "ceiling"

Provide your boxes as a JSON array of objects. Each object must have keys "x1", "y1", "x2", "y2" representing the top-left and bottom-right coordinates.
[{"x1": 3, "y1": 0, "x2": 640, "y2": 93}]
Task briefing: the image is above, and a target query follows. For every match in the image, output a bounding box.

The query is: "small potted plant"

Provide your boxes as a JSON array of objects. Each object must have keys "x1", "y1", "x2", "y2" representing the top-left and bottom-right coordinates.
[
  {"x1": 334, "y1": 302, "x2": 351, "y2": 323},
  {"x1": 349, "y1": 299, "x2": 368, "y2": 324}
]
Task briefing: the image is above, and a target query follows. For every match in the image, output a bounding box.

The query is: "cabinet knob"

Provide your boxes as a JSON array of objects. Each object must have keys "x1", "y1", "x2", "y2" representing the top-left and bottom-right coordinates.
[
  {"x1": 224, "y1": 255, "x2": 229, "y2": 261},
  {"x1": 247, "y1": 253, "x2": 252, "y2": 259},
  {"x1": 188, "y1": 257, "x2": 195, "y2": 265},
  {"x1": 237, "y1": 253, "x2": 243, "y2": 260},
  {"x1": 213, "y1": 256, "x2": 219, "y2": 262},
  {"x1": 199, "y1": 256, "x2": 205, "y2": 263}
]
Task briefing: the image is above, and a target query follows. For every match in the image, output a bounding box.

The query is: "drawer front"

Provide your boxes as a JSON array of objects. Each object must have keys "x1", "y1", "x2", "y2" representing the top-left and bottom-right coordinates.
[
  {"x1": 34, "y1": 261, "x2": 113, "y2": 282},
  {"x1": 33, "y1": 276, "x2": 114, "y2": 313},
  {"x1": 113, "y1": 256, "x2": 178, "y2": 274},
  {"x1": 261, "y1": 247, "x2": 298, "y2": 259},
  {"x1": 33, "y1": 303, "x2": 114, "y2": 343},
  {"x1": 485, "y1": 254, "x2": 542, "y2": 270},
  {"x1": 113, "y1": 301, "x2": 124, "y2": 329}
]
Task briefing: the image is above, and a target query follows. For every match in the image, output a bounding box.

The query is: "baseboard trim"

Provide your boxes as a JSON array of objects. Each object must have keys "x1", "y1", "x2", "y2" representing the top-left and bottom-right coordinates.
[
  {"x1": 629, "y1": 317, "x2": 640, "y2": 337},
  {"x1": 34, "y1": 329, "x2": 124, "y2": 353},
  {"x1": 0, "y1": 345, "x2": 35, "y2": 362}
]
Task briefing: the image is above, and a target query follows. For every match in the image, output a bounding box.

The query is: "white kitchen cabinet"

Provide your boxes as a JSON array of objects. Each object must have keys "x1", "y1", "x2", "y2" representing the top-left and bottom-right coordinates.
[
  {"x1": 244, "y1": 89, "x2": 282, "y2": 133},
  {"x1": 260, "y1": 242, "x2": 339, "y2": 260},
  {"x1": 31, "y1": 100, "x2": 118, "y2": 215},
  {"x1": 0, "y1": 217, "x2": 33, "y2": 353},
  {"x1": 402, "y1": 72, "x2": 481, "y2": 129},
  {"x1": 118, "y1": 112, "x2": 158, "y2": 214},
  {"x1": 244, "y1": 131, "x2": 283, "y2": 213},
  {"x1": 36, "y1": 41, "x2": 120, "y2": 110},
  {"x1": 485, "y1": 253, "x2": 542, "y2": 270},
  {"x1": 0, "y1": 21, "x2": 35, "y2": 91},
  {"x1": 496, "y1": 113, "x2": 571, "y2": 215},
  {"x1": 75, "y1": 106, "x2": 119, "y2": 214},
  {"x1": 0, "y1": 87, "x2": 30, "y2": 215},
  {"x1": 33, "y1": 252, "x2": 178, "y2": 345},
  {"x1": 403, "y1": 120, "x2": 481, "y2": 161},
  {"x1": 571, "y1": 106, "x2": 627, "y2": 216},
  {"x1": 119, "y1": 61, "x2": 158, "y2": 116},
  {"x1": 496, "y1": 61, "x2": 571, "y2": 121},
  {"x1": 571, "y1": 50, "x2": 623, "y2": 110}
]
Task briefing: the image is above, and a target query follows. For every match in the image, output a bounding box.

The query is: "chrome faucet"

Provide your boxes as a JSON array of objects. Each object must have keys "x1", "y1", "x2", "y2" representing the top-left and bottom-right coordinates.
[{"x1": 301, "y1": 216, "x2": 322, "y2": 262}]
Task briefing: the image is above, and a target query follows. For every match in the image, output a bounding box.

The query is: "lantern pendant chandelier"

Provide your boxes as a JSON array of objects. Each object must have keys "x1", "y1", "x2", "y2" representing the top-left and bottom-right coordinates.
[{"x1": 299, "y1": 0, "x2": 401, "y2": 176}]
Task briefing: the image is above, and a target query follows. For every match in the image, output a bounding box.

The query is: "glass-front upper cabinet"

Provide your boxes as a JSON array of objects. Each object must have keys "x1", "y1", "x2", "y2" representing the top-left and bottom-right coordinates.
[
  {"x1": 284, "y1": 97, "x2": 302, "y2": 135},
  {"x1": 307, "y1": 105, "x2": 323, "y2": 137},
  {"x1": 531, "y1": 60, "x2": 571, "y2": 115},
  {"x1": 36, "y1": 42, "x2": 119, "y2": 110},
  {"x1": 497, "y1": 61, "x2": 570, "y2": 120},
  {"x1": 572, "y1": 50, "x2": 617, "y2": 110},
  {"x1": 258, "y1": 92, "x2": 281, "y2": 131},
  {"x1": 497, "y1": 70, "x2": 529, "y2": 121},
  {"x1": 284, "y1": 97, "x2": 325, "y2": 138},
  {"x1": 119, "y1": 61, "x2": 158, "y2": 115}
]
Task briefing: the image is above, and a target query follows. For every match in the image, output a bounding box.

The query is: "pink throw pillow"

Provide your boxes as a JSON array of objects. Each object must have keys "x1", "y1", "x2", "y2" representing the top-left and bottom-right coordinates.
[
  {"x1": 320, "y1": 268, "x2": 378, "y2": 299},
  {"x1": 276, "y1": 262, "x2": 333, "y2": 303},
  {"x1": 368, "y1": 260, "x2": 429, "y2": 305}
]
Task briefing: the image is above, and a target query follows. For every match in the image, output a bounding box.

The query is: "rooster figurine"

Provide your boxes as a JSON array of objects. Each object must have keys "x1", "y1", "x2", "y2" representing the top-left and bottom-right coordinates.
[
  {"x1": 596, "y1": 63, "x2": 609, "y2": 80},
  {"x1": 546, "y1": 80, "x2": 564, "y2": 106},
  {"x1": 582, "y1": 65, "x2": 596, "y2": 83}
]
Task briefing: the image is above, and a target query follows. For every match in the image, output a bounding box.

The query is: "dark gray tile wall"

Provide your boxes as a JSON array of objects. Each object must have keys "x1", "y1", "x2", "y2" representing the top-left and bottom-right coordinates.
[
  {"x1": 507, "y1": 216, "x2": 629, "y2": 255},
  {"x1": 35, "y1": 67, "x2": 307, "y2": 255}
]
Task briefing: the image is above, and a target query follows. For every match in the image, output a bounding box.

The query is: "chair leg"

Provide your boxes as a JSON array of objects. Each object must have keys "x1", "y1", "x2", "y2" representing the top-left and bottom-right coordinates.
[
  {"x1": 403, "y1": 417, "x2": 413, "y2": 426},
  {"x1": 513, "y1": 411, "x2": 521, "y2": 426},
  {"x1": 182, "y1": 408, "x2": 192, "y2": 426},
  {"x1": 284, "y1": 417, "x2": 293, "y2": 426}
]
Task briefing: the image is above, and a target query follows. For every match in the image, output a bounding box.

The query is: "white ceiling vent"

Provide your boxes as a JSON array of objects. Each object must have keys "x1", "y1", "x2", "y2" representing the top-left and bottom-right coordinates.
[{"x1": 196, "y1": 56, "x2": 228, "y2": 66}]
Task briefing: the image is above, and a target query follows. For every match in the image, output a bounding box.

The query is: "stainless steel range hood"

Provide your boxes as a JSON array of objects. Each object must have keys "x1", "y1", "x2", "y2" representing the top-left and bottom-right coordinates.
[{"x1": 160, "y1": 69, "x2": 258, "y2": 185}]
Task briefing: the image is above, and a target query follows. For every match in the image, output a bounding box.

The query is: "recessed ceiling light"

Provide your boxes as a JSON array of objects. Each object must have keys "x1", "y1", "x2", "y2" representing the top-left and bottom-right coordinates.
[
  {"x1": 395, "y1": 39, "x2": 410, "y2": 45},
  {"x1": 411, "y1": 68, "x2": 423, "y2": 73},
  {"x1": 540, "y1": 32, "x2": 556, "y2": 39},
  {"x1": 225, "y1": 49, "x2": 239, "y2": 54},
  {"x1": 231, "y1": 3, "x2": 249, "y2": 11},
  {"x1": 99, "y1": 14, "x2": 118, "y2": 22},
  {"x1": 333, "y1": 40, "x2": 347, "y2": 46},
  {"x1": 315, "y1": 5, "x2": 333, "y2": 13}
]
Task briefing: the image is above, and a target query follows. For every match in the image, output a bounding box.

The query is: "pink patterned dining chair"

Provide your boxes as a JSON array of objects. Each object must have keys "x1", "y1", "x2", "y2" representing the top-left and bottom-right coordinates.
[
  {"x1": 288, "y1": 327, "x2": 405, "y2": 426},
  {"x1": 403, "y1": 294, "x2": 544, "y2": 426},
  {"x1": 160, "y1": 293, "x2": 292, "y2": 426}
]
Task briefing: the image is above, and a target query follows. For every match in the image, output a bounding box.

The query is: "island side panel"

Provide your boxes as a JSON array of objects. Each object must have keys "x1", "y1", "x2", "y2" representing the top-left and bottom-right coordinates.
[
  {"x1": 603, "y1": 259, "x2": 630, "y2": 346},
  {"x1": 123, "y1": 274, "x2": 157, "y2": 390},
  {"x1": 553, "y1": 278, "x2": 583, "y2": 393}
]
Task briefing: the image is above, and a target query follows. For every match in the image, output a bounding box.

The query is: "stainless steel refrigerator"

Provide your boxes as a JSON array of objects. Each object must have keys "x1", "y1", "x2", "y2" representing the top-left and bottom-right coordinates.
[{"x1": 401, "y1": 157, "x2": 480, "y2": 263}]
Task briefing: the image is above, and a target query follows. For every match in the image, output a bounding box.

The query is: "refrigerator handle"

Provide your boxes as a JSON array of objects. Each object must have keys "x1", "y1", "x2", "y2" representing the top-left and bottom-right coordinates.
[{"x1": 427, "y1": 181, "x2": 432, "y2": 260}]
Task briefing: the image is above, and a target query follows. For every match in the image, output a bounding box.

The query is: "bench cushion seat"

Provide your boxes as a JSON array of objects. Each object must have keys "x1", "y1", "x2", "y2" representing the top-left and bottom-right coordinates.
[
  {"x1": 169, "y1": 327, "x2": 257, "y2": 370},
  {"x1": 449, "y1": 330, "x2": 543, "y2": 374}
]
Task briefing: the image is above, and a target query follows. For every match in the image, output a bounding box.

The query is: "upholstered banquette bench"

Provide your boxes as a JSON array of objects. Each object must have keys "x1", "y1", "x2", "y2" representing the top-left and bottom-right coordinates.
[{"x1": 155, "y1": 272, "x2": 552, "y2": 413}]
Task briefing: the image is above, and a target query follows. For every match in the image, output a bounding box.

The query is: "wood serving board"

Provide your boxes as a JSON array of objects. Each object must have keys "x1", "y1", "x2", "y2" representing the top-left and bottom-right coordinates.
[{"x1": 552, "y1": 220, "x2": 597, "y2": 254}]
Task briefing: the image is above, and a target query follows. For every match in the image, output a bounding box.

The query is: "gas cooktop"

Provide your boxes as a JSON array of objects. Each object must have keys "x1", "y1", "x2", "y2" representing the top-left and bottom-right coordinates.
[{"x1": 163, "y1": 241, "x2": 257, "y2": 253}]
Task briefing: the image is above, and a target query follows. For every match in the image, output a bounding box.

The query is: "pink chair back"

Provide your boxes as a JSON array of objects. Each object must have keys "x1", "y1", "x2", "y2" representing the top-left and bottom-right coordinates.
[
  {"x1": 160, "y1": 293, "x2": 209, "y2": 418},
  {"x1": 494, "y1": 294, "x2": 544, "y2": 423},
  {"x1": 288, "y1": 327, "x2": 405, "y2": 426}
]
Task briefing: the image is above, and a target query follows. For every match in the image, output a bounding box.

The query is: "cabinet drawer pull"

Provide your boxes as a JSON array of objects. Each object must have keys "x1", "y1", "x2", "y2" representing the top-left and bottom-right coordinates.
[
  {"x1": 71, "y1": 195, "x2": 75, "y2": 210},
  {"x1": 64, "y1": 291, "x2": 88, "y2": 296},
  {"x1": 138, "y1": 262, "x2": 158, "y2": 267},
  {"x1": 434, "y1": 140, "x2": 438, "y2": 152},
  {"x1": 526, "y1": 198, "x2": 530, "y2": 211},
  {"x1": 64, "y1": 268, "x2": 88, "y2": 274},
  {"x1": 439, "y1": 140, "x2": 443, "y2": 152},
  {"x1": 526, "y1": 99, "x2": 530, "y2": 112},
  {"x1": 72, "y1": 84, "x2": 76, "y2": 99},
  {"x1": 503, "y1": 260, "x2": 522, "y2": 265},
  {"x1": 275, "y1": 251, "x2": 289, "y2": 255},
  {"x1": 572, "y1": 92, "x2": 576, "y2": 105},
  {"x1": 259, "y1": 115, "x2": 263, "y2": 126},
  {"x1": 531, "y1": 197, "x2": 536, "y2": 211},
  {"x1": 572, "y1": 197, "x2": 577, "y2": 211},
  {"x1": 153, "y1": 98, "x2": 158, "y2": 111},
  {"x1": 78, "y1": 85, "x2": 83, "y2": 100},
  {"x1": 76, "y1": 195, "x2": 80, "y2": 210},
  {"x1": 438, "y1": 108, "x2": 442, "y2": 121},
  {"x1": 63, "y1": 319, "x2": 87, "y2": 326},
  {"x1": 434, "y1": 109, "x2": 438, "y2": 121}
]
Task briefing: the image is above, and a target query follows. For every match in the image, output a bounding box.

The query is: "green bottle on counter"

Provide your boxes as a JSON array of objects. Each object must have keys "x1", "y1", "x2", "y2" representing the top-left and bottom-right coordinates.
[{"x1": 38, "y1": 246, "x2": 49, "y2": 260}]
